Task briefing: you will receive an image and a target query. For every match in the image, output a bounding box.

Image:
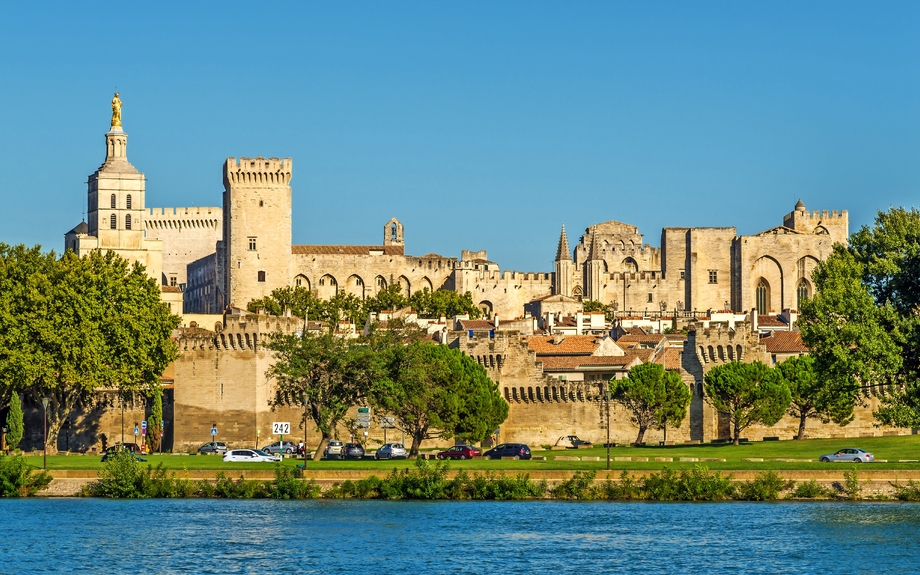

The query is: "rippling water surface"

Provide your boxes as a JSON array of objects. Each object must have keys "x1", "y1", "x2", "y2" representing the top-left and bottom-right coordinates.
[{"x1": 2, "y1": 499, "x2": 919, "y2": 574}]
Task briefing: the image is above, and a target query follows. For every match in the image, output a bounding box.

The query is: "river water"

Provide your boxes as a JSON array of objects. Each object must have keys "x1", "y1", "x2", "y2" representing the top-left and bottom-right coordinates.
[{"x1": 2, "y1": 499, "x2": 918, "y2": 574}]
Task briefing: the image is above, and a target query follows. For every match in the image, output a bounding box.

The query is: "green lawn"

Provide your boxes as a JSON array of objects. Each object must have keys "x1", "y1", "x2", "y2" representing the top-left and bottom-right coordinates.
[{"x1": 19, "y1": 435, "x2": 920, "y2": 472}]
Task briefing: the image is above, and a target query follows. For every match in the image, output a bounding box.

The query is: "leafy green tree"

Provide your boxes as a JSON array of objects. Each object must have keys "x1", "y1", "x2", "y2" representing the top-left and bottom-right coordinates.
[
  {"x1": 248, "y1": 285, "x2": 326, "y2": 321},
  {"x1": 582, "y1": 300, "x2": 608, "y2": 313},
  {"x1": 5, "y1": 392, "x2": 23, "y2": 451},
  {"x1": 776, "y1": 355, "x2": 858, "y2": 440},
  {"x1": 265, "y1": 330, "x2": 378, "y2": 461},
  {"x1": 0, "y1": 245, "x2": 180, "y2": 451},
  {"x1": 147, "y1": 390, "x2": 164, "y2": 452},
  {"x1": 408, "y1": 289, "x2": 482, "y2": 319},
  {"x1": 609, "y1": 362, "x2": 691, "y2": 444},
  {"x1": 704, "y1": 361, "x2": 791, "y2": 445},
  {"x1": 365, "y1": 284, "x2": 409, "y2": 314},
  {"x1": 370, "y1": 340, "x2": 507, "y2": 456}
]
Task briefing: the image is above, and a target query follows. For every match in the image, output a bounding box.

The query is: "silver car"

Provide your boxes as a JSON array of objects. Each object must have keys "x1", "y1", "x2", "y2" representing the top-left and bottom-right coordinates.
[
  {"x1": 819, "y1": 448, "x2": 874, "y2": 463},
  {"x1": 374, "y1": 443, "x2": 408, "y2": 460},
  {"x1": 261, "y1": 441, "x2": 297, "y2": 455},
  {"x1": 323, "y1": 440, "x2": 344, "y2": 459}
]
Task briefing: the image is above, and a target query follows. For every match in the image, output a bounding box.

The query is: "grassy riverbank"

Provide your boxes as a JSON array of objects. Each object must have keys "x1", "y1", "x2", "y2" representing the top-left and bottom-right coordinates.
[{"x1": 22, "y1": 435, "x2": 920, "y2": 472}]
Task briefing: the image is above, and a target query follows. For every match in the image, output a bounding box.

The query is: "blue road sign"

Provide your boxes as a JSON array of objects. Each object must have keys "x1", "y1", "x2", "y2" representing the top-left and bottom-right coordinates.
[
  {"x1": 141, "y1": 421, "x2": 147, "y2": 429},
  {"x1": 210, "y1": 427, "x2": 218, "y2": 436}
]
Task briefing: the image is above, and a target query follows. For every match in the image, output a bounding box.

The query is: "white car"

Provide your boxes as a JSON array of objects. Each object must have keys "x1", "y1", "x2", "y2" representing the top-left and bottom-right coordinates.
[{"x1": 222, "y1": 449, "x2": 281, "y2": 463}]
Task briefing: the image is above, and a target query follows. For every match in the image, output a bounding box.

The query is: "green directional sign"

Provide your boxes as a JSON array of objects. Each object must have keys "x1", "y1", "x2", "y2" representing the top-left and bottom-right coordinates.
[{"x1": 357, "y1": 407, "x2": 370, "y2": 414}]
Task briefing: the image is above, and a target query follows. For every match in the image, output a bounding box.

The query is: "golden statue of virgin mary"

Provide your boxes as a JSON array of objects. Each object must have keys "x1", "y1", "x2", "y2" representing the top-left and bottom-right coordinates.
[{"x1": 111, "y1": 92, "x2": 122, "y2": 127}]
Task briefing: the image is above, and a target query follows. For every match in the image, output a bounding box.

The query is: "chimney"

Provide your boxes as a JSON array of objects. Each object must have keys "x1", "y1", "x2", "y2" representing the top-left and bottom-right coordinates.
[
  {"x1": 547, "y1": 312, "x2": 555, "y2": 333},
  {"x1": 494, "y1": 314, "x2": 500, "y2": 329},
  {"x1": 576, "y1": 311, "x2": 584, "y2": 334},
  {"x1": 752, "y1": 308, "x2": 758, "y2": 332}
]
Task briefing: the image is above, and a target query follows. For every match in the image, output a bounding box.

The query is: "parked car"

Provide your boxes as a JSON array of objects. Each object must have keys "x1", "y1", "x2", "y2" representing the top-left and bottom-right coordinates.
[
  {"x1": 819, "y1": 448, "x2": 874, "y2": 463},
  {"x1": 341, "y1": 442, "x2": 366, "y2": 460},
  {"x1": 261, "y1": 441, "x2": 298, "y2": 455},
  {"x1": 101, "y1": 449, "x2": 147, "y2": 463},
  {"x1": 556, "y1": 436, "x2": 593, "y2": 449},
  {"x1": 223, "y1": 449, "x2": 281, "y2": 463},
  {"x1": 374, "y1": 443, "x2": 408, "y2": 460},
  {"x1": 198, "y1": 441, "x2": 228, "y2": 455},
  {"x1": 323, "y1": 440, "x2": 345, "y2": 459},
  {"x1": 437, "y1": 445, "x2": 481, "y2": 460},
  {"x1": 484, "y1": 443, "x2": 532, "y2": 460}
]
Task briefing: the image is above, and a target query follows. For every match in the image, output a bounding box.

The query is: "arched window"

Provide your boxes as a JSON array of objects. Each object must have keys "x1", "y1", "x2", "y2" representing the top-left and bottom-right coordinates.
[
  {"x1": 756, "y1": 280, "x2": 768, "y2": 315},
  {"x1": 110, "y1": 214, "x2": 117, "y2": 229},
  {"x1": 257, "y1": 271, "x2": 266, "y2": 282},
  {"x1": 797, "y1": 280, "x2": 809, "y2": 309},
  {"x1": 110, "y1": 194, "x2": 116, "y2": 209},
  {"x1": 125, "y1": 215, "x2": 131, "y2": 230},
  {"x1": 126, "y1": 195, "x2": 132, "y2": 209}
]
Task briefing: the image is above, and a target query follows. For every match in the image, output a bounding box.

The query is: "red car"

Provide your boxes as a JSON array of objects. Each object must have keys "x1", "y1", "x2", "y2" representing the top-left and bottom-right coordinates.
[{"x1": 437, "y1": 445, "x2": 481, "y2": 460}]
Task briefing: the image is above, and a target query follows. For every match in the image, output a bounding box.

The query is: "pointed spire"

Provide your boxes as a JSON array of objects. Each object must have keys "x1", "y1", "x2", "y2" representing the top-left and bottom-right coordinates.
[
  {"x1": 588, "y1": 225, "x2": 601, "y2": 260},
  {"x1": 555, "y1": 224, "x2": 571, "y2": 262}
]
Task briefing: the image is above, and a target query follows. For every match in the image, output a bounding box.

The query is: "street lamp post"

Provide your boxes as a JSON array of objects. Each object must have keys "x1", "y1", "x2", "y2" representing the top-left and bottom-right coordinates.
[
  {"x1": 41, "y1": 397, "x2": 50, "y2": 469},
  {"x1": 121, "y1": 393, "x2": 125, "y2": 446},
  {"x1": 604, "y1": 389, "x2": 611, "y2": 471},
  {"x1": 301, "y1": 391, "x2": 308, "y2": 462}
]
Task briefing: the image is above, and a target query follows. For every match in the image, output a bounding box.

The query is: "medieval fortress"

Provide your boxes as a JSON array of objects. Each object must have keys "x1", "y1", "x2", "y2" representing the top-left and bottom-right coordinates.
[{"x1": 55, "y1": 100, "x2": 908, "y2": 452}]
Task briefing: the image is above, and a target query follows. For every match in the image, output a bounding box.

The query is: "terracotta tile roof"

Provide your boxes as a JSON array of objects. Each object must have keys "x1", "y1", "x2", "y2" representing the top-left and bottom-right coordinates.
[
  {"x1": 630, "y1": 349, "x2": 655, "y2": 363},
  {"x1": 626, "y1": 327, "x2": 648, "y2": 335},
  {"x1": 757, "y1": 315, "x2": 788, "y2": 327},
  {"x1": 664, "y1": 348, "x2": 683, "y2": 370},
  {"x1": 459, "y1": 320, "x2": 495, "y2": 331},
  {"x1": 761, "y1": 331, "x2": 809, "y2": 353},
  {"x1": 616, "y1": 334, "x2": 665, "y2": 344},
  {"x1": 291, "y1": 245, "x2": 405, "y2": 256},
  {"x1": 539, "y1": 355, "x2": 637, "y2": 371},
  {"x1": 161, "y1": 285, "x2": 182, "y2": 293},
  {"x1": 665, "y1": 334, "x2": 688, "y2": 342},
  {"x1": 527, "y1": 335, "x2": 601, "y2": 355}
]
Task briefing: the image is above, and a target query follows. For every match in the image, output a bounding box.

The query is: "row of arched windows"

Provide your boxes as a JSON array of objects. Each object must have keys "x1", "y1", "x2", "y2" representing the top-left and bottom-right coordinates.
[
  {"x1": 503, "y1": 383, "x2": 612, "y2": 404},
  {"x1": 755, "y1": 278, "x2": 811, "y2": 314},
  {"x1": 110, "y1": 194, "x2": 132, "y2": 209}
]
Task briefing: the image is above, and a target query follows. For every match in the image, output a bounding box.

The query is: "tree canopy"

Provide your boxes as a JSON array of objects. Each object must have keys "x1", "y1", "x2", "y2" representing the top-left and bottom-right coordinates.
[
  {"x1": 0, "y1": 244, "x2": 180, "y2": 450},
  {"x1": 776, "y1": 355, "x2": 857, "y2": 440},
  {"x1": 247, "y1": 284, "x2": 481, "y2": 328},
  {"x1": 703, "y1": 361, "x2": 791, "y2": 445},
  {"x1": 799, "y1": 207, "x2": 920, "y2": 427},
  {"x1": 609, "y1": 362, "x2": 691, "y2": 444}
]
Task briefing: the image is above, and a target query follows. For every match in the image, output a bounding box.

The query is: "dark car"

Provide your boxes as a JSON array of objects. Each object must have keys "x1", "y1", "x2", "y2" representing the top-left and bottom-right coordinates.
[
  {"x1": 437, "y1": 445, "x2": 481, "y2": 460},
  {"x1": 341, "y1": 442, "x2": 365, "y2": 459},
  {"x1": 198, "y1": 441, "x2": 228, "y2": 455},
  {"x1": 104, "y1": 443, "x2": 141, "y2": 455},
  {"x1": 484, "y1": 443, "x2": 532, "y2": 460}
]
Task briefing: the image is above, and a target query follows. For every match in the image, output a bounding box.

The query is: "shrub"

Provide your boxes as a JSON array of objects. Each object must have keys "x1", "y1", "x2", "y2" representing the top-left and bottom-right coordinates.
[
  {"x1": 595, "y1": 471, "x2": 640, "y2": 500},
  {"x1": 5, "y1": 393, "x2": 24, "y2": 451},
  {"x1": 446, "y1": 470, "x2": 546, "y2": 500},
  {"x1": 843, "y1": 468, "x2": 861, "y2": 500},
  {"x1": 642, "y1": 466, "x2": 735, "y2": 501},
  {"x1": 265, "y1": 466, "x2": 320, "y2": 499},
  {"x1": 789, "y1": 479, "x2": 833, "y2": 499},
  {"x1": 0, "y1": 455, "x2": 52, "y2": 497},
  {"x1": 734, "y1": 471, "x2": 792, "y2": 501},
  {"x1": 550, "y1": 471, "x2": 597, "y2": 500},
  {"x1": 214, "y1": 472, "x2": 265, "y2": 498},
  {"x1": 891, "y1": 480, "x2": 920, "y2": 501},
  {"x1": 87, "y1": 451, "x2": 149, "y2": 498}
]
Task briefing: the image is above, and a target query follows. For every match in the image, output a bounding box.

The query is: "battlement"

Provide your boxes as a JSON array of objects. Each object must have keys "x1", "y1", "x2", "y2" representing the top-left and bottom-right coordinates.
[
  {"x1": 145, "y1": 207, "x2": 222, "y2": 230},
  {"x1": 176, "y1": 313, "x2": 302, "y2": 352},
  {"x1": 223, "y1": 157, "x2": 292, "y2": 186}
]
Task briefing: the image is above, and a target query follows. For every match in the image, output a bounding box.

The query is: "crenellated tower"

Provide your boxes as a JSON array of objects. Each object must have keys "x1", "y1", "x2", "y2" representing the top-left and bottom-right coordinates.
[
  {"x1": 219, "y1": 157, "x2": 293, "y2": 308},
  {"x1": 584, "y1": 227, "x2": 606, "y2": 302}
]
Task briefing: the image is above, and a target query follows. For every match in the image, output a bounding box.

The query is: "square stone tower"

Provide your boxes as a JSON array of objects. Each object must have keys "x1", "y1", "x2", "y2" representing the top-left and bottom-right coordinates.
[{"x1": 219, "y1": 157, "x2": 293, "y2": 308}]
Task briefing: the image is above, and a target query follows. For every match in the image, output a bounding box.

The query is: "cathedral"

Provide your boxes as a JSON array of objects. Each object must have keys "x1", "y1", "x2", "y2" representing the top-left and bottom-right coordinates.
[{"x1": 65, "y1": 96, "x2": 848, "y2": 322}]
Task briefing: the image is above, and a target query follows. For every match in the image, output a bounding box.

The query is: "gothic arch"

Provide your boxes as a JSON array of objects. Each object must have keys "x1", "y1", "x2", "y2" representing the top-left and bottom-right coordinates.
[
  {"x1": 796, "y1": 278, "x2": 811, "y2": 310},
  {"x1": 751, "y1": 255, "x2": 783, "y2": 313},
  {"x1": 478, "y1": 300, "x2": 493, "y2": 317},
  {"x1": 374, "y1": 275, "x2": 387, "y2": 292},
  {"x1": 397, "y1": 275, "x2": 411, "y2": 297},
  {"x1": 621, "y1": 257, "x2": 639, "y2": 273},
  {"x1": 755, "y1": 278, "x2": 771, "y2": 315},
  {"x1": 345, "y1": 274, "x2": 366, "y2": 299},
  {"x1": 294, "y1": 274, "x2": 310, "y2": 290},
  {"x1": 318, "y1": 274, "x2": 338, "y2": 299},
  {"x1": 420, "y1": 277, "x2": 433, "y2": 293}
]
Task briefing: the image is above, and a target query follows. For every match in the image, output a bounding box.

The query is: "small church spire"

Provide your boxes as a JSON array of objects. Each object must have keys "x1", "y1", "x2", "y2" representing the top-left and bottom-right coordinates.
[
  {"x1": 588, "y1": 225, "x2": 601, "y2": 260},
  {"x1": 555, "y1": 224, "x2": 571, "y2": 262}
]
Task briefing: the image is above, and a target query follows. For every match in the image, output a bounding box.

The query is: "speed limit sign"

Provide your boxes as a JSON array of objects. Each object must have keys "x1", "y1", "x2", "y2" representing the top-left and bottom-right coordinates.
[{"x1": 272, "y1": 422, "x2": 291, "y2": 435}]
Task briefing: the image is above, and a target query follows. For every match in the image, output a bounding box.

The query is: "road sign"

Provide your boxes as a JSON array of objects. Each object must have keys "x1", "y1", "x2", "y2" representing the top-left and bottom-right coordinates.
[
  {"x1": 380, "y1": 417, "x2": 396, "y2": 429},
  {"x1": 142, "y1": 428, "x2": 146, "y2": 435},
  {"x1": 357, "y1": 421, "x2": 370, "y2": 429},
  {"x1": 141, "y1": 421, "x2": 147, "y2": 429},
  {"x1": 134, "y1": 427, "x2": 139, "y2": 436},
  {"x1": 357, "y1": 407, "x2": 370, "y2": 414},
  {"x1": 210, "y1": 427, "x2": 218, "y2": 436},
  {"x1": 272, "y1": 422, "x2": 291, "y2": 435}
]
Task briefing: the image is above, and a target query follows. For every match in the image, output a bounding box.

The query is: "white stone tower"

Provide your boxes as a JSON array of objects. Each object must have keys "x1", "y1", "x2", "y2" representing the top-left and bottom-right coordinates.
[
  {"x1": 65, "y1": 93, "x2": 163, "y2": 283},
  {"x1": 553, "y1": 224, "x2": 574, "y2": 296},
  {"x1": 220, "y1": 157, "x2": 293, "y2": 308}
]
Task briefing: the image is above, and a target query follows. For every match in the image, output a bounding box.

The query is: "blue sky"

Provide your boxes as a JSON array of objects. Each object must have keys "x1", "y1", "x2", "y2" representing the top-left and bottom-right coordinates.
[{"x1": 2, "y1": 2, "x2": 919, "y2": 271}]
